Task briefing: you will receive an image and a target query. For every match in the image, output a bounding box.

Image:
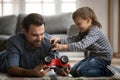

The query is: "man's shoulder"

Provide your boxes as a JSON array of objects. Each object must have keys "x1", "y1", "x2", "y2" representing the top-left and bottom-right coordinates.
[
  {"x1": 41, "y1": 33, "x2": 52, "y2": 47},
  {"x1": 7, "y1": 32, "x2": 25, "y2": 45},
  {"x1": 8, "y1": 32, "x2": 25, "y2": 41},
  {"x1": 6, "y1": 32, "x2": 26, "y2": 53},
  {"x1": 44, "y1": 33, "x2": 52, "y2": 40}
]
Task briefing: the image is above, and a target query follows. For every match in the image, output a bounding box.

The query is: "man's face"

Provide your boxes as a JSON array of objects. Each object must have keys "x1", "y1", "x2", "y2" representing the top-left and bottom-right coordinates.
[{"x1": 24, "y1": 24, "x2": 45, "y2": 47}]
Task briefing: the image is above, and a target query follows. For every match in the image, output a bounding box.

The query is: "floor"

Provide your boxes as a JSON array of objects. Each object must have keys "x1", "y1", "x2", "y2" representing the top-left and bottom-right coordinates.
[
  {"x1": 62, "y1": 52, "x2": 120, "y2": 80},
  {"x1": 0, "y1": 73, "x2": 117, "y2": 80},
  {"x1": 111, "y1": 58, "x2": 120, "y2": 66},
  {"x1": 0, "y1": 52, "x2": 120, "y2": 80}
]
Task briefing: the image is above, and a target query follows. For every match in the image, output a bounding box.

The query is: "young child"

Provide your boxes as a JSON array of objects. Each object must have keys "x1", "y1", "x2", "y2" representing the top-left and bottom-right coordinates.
[{"x1": 50, "y1": 7, "x2": 113, "y2": 77}]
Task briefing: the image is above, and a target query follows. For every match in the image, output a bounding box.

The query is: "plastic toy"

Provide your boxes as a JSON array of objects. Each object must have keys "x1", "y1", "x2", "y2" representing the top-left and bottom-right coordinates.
[
  {"x1": 44, "y1": 40, "x2": 70, "y2": 70},
  {"x1": 44, "y1": 55, "x2": 70, "y2": 69}
]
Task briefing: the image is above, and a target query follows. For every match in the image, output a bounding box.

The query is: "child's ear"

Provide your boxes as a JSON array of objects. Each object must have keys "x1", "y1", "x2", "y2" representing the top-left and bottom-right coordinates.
[{"x1": 87, "y1": 17, "x2": 92, "y2": 25}]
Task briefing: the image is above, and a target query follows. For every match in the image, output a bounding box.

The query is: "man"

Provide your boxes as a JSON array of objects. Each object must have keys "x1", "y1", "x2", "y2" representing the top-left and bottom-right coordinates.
[{"x1": 0, "y1": 13, "x2": 70, "y2": 77}]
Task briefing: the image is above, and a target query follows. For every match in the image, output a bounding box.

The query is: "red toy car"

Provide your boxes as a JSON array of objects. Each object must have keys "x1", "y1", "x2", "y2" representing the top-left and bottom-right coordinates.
[{"x1": 44, "y1": 55, "x2": 70, "y2": 69}]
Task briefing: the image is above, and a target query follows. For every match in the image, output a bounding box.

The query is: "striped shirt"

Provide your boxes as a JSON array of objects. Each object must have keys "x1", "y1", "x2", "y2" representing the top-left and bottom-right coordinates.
[{"x1": 60, "y1": 26, "x2": 113, "y2": 61}]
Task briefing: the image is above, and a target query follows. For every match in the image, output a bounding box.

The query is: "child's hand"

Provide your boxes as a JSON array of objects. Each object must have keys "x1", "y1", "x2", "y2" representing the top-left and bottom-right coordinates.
[
  {"x1": 50, "y1": 38, "x2": 69, "y2": 51},
  {"x1": 52, "y1": 43, "x2": 68, "y2": 51},
  {"x1": 50, "y1": 38, "x2": 60, "y2": 45}
]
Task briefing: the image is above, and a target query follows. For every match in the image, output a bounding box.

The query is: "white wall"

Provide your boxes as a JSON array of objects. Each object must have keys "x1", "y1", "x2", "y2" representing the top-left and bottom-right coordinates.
[
  {"x1": 76, "y1": 0, "x2": 108, "y2": 36},
  {"x1": 110, "y1": 0, "x2": 119, "y2": 53}
]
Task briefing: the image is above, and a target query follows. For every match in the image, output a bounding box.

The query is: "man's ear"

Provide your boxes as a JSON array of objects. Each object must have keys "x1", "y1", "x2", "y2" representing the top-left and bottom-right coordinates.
[{"x1": 22, "y1": 28, "x2": 27, "y2": 36}]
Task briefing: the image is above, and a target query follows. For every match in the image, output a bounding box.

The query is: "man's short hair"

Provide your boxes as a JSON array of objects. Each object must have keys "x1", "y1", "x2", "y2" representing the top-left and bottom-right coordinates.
[{"x1": 22, "y1": 13, "x2": 45, "y2": 32}]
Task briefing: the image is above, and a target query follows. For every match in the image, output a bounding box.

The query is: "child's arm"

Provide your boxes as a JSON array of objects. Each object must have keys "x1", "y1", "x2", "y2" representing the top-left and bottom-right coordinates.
[
  {"x1": 67, "y1": 28, "x2": 100, "y2": 51},
  {"x1": 60, "y1": 33, "x2": 82, "y2": 44},
  {"x1": 50, "y1": 33, "x2": 81, "y2": 44},
  {"x1": 52, "y1": 28, "x2": 101, "y2": 51}
]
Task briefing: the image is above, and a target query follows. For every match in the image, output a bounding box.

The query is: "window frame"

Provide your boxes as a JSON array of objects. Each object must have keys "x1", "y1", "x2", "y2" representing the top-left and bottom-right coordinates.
[{"x1": 0, "y1": 0, "x2": 77, "y2": 16}]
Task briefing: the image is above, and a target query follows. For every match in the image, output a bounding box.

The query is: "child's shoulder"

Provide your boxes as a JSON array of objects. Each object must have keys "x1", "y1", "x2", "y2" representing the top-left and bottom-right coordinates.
[
  {"x1": 90, "y1": 26, "x2": 100, "y2": 32},
  {"x1": 88, "y1": 26, "x2": 102, "y2": 35}
]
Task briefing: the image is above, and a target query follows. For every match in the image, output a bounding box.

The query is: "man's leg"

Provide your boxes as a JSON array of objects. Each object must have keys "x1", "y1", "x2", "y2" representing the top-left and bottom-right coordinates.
[{"x1": 0, "y1": 50, "x2": 7, "y2": 73}]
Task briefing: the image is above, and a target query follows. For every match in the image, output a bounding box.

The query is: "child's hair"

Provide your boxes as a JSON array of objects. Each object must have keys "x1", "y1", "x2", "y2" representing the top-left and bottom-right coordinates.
[{"x1": 72, "y1": 7, "x2": 102, "y2": 28}]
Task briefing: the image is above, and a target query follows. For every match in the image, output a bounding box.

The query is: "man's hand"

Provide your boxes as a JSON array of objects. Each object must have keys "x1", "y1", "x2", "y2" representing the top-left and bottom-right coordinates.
[
  {"x1": 54, "y1": 66, "x2": 71, "y2": 76},
  {"x1": 33, "y1": 64, "x2": 50, "y2": 77},
  {"x1": 8, "y1": 64, "x2": 50, "y2": 77}
]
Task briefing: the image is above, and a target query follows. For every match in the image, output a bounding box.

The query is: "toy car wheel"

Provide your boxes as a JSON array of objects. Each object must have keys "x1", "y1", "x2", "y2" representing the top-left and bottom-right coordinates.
[
  {"x1": 60, "y1": 55, "x2": 69, "y2": 64},
  {"x1": 44, "y1": 56, "x2": 52, "y2": 64}
]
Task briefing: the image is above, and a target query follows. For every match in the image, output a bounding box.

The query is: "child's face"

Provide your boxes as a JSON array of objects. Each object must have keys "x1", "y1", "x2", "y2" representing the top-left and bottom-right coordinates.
[{"x1": 74, "y1": 17, "x2": 91, "y2": 32}]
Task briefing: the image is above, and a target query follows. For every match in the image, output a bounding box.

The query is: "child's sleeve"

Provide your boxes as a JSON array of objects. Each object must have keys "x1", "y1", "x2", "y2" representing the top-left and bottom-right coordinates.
[
  {"x1": 60, "y1": 32, "x2": 82, "y2": 44},
  {"x1": 67, "y1": 28, "x2": 101, "y2": 51}
]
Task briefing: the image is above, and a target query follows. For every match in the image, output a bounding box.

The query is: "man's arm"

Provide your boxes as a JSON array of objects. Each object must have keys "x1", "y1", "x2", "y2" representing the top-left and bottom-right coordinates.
[
  {"x1": 8, "y1": 64, "x2": 50, "y2": 77},
  {"x1": 8, "y1": 67, "x2": 38, "y2": 77}
]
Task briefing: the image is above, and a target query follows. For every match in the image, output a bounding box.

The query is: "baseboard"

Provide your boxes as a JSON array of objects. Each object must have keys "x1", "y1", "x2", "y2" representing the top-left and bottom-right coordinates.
[{"x1": 113, "y1": 52, "x2": 120, "y2": 58}]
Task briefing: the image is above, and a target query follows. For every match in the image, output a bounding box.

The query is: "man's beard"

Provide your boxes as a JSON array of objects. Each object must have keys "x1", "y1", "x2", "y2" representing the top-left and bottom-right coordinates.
[{"x1": 30, "y1": 40, "x2": 41, "y2": 48}]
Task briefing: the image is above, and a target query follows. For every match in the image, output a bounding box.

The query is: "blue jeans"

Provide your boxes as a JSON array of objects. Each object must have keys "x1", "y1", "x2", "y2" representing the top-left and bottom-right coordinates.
[
  {"x1": 70, "y1": 56, "x2": 113, "y2": 77},
  {"x1": 0, "y1": 50, "x2": 8, "y2": 73}
]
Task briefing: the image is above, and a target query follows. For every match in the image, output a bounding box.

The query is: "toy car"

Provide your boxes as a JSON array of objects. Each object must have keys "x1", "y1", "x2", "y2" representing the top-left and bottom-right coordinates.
[{"x1": 44, "y1": 55, "x2": 70, "y2": 69}]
